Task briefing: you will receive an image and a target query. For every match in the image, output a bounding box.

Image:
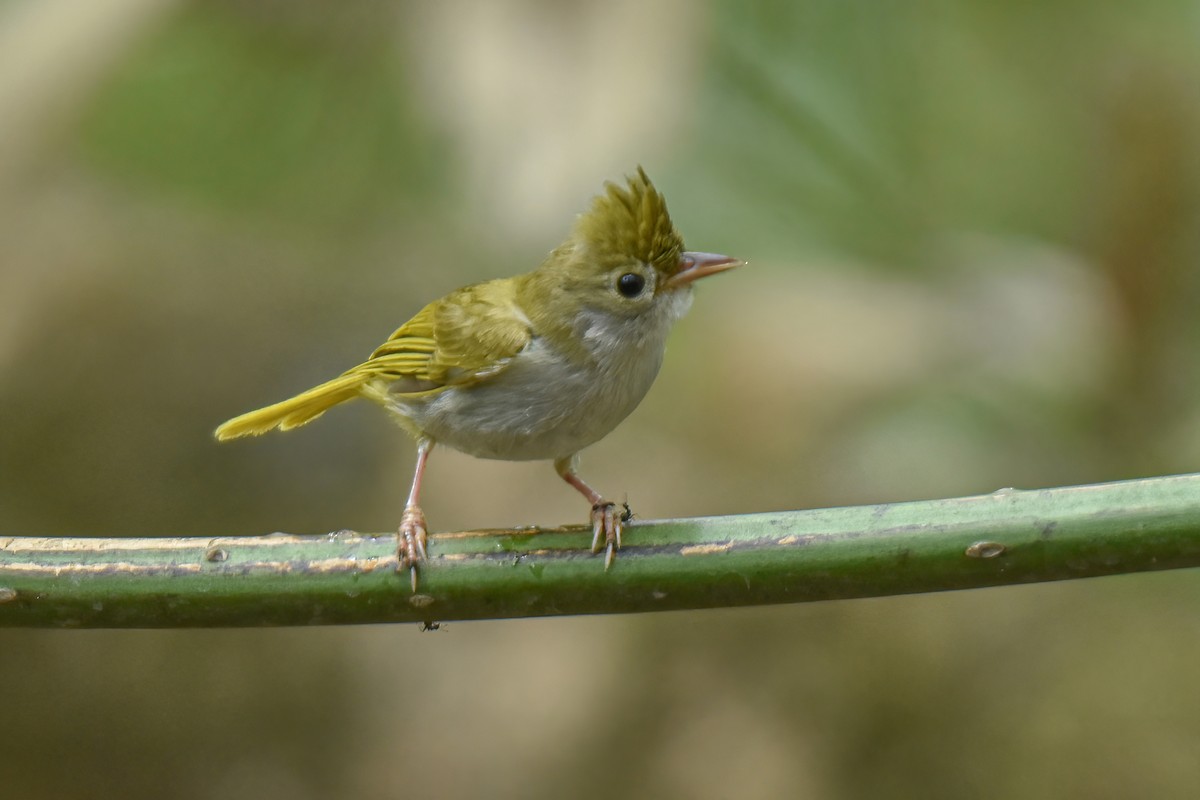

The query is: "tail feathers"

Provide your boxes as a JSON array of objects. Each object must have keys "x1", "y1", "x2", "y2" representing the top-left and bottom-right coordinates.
[{"x1": 215, "y1": 373, "x2": 368, "y2": 441}]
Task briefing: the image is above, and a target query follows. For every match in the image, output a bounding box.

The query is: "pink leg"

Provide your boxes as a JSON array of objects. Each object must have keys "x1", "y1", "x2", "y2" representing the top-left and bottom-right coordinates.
[
  {"x1": 399, "y1": 438, "x2": 434, "y2": 591},
  {"x1": 554, "y1": 455, "x2": 624, "y2": 569}
]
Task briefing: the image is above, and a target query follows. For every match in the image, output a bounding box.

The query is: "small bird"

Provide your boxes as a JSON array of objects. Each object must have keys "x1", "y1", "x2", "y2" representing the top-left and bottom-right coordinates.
[{"x1": 216, "y1": 168, "x2": 740, "y2": 589}]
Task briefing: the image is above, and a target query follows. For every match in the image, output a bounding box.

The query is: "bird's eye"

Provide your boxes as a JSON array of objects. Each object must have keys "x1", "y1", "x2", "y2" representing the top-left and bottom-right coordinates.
[{"x1": 616, "y1": 272, "x2": 646, "y2": 298}]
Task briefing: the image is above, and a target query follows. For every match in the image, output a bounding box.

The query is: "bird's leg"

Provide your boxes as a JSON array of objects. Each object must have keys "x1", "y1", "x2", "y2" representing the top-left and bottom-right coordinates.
[
  {"x1": 399, "y1": 438, "x2": 434, "y2": 591},
  {"x1": 554, "y1": 455, "x2": 623, "y2": 569}
]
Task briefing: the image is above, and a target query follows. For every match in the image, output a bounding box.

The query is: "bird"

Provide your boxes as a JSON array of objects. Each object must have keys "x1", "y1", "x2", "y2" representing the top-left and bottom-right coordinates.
[{"x1": 215, "y1": 167, "x2": 740, "y2": 590}]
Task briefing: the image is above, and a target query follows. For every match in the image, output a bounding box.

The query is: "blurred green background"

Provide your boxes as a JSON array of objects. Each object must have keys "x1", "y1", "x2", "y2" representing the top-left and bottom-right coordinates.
[{"x1": 3, "y1": 1, "x2": 1200, "y2": 797}]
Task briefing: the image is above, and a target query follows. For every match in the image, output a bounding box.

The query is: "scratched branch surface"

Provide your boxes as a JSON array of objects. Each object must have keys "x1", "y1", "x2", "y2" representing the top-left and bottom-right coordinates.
[{"x1": 3, "y1": 473, "x2": 1200, "y2": 628}]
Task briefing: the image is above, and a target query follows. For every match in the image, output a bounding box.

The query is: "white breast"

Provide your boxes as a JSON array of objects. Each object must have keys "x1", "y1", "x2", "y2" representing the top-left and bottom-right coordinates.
[{"x1": 394, "y1": 290, "x2": 693, "y2": 461}]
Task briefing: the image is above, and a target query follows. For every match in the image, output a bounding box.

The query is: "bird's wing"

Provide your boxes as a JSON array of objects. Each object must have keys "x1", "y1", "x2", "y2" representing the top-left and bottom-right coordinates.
[{"x1": 353, "y1": 279, "x2": 531, "y2": 394}]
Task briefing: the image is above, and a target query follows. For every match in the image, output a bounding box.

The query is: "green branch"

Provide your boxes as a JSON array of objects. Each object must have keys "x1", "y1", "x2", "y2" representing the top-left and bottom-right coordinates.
[{"x1": 4, "y1": 473, "x2": 1200, "y2": 628}]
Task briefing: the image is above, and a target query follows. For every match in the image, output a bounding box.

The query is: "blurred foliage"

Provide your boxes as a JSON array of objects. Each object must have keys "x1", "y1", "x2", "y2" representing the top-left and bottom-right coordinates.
[
  {"x1": 2, "y1": 0, "x2": 1200, "y2": 798},
  {"x1": 79, "y1": 1, "x2": 447, "y2": 231}
]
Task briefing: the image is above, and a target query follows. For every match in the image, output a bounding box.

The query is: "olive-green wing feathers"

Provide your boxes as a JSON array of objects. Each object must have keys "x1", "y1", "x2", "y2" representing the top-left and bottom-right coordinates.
[
  {"x1": 214, "y1": 279, "x2": 530, "y2": 440},
  {"x1": 354, "y1": 278, "x2": 532, "y2": 393}
]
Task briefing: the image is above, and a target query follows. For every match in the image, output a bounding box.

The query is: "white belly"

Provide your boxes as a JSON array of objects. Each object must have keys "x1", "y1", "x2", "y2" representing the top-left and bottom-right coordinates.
[
  {"x1": 391, "y1": 293, "x2": 690, "y2": 461},
  {"x1": 394, "y1": 336, "x2": 660, "y2": 460}
]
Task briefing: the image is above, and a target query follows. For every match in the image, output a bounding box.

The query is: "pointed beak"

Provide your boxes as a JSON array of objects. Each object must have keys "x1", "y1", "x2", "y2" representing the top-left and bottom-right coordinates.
[{"x1": 665, "y1": 251, "x2": 743, "y2": 289}]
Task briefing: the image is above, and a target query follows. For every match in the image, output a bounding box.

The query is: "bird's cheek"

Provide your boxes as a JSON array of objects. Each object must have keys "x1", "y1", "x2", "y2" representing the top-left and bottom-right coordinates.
[{"x1": 663, "y1": 287, "x2": 695, "y2": 321}]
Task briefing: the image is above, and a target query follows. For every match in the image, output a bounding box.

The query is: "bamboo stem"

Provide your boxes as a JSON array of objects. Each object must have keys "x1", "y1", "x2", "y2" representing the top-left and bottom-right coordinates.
[{"x1": 3, "y1": 473, "x2": 1200, "y2": 628}]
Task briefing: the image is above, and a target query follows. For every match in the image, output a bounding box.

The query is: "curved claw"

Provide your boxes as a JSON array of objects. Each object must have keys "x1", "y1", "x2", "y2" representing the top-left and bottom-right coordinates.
[
  {"x1": 398, "y1": 505, "x2": 428, "y2": 591},
  {"x1": 590, "y1": 501, "x2": 623, "y2": 570}
]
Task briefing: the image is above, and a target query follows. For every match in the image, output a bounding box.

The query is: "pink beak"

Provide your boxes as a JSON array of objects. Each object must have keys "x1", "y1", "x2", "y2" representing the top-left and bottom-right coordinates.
[{"x1": 666, "y1": 251, "x2": 743, "y2": 289}]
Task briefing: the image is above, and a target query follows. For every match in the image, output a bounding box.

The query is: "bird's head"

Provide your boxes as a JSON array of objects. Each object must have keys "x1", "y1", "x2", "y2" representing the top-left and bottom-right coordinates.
[{"x1": 533, "y1": 168, "x2": 740, "y2": 323}]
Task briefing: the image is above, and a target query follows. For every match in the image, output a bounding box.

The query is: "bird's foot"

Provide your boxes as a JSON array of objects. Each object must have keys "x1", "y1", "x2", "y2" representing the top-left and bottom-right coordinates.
[
  {"x1": 590, "y1": 501, "x2": 627, "y2": 570},
  {"x1": 397, "y1": 505, "x2": 428, "y2": 592}
]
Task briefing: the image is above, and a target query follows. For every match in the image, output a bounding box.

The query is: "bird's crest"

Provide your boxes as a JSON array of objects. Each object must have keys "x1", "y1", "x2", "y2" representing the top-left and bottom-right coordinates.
[{"x1": 572, "y1": 167, "x2": 684, "y2": 273}]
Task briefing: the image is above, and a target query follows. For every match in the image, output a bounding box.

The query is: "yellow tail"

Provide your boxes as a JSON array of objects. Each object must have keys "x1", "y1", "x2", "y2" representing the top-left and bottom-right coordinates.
[{"x1": 215, "y1": 373, "x2": 368, "y2": 440}]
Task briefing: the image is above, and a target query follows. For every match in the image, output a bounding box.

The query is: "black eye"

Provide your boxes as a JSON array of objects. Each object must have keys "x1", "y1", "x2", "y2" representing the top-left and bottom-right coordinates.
[{"x1": 617, "y1": 272, "x2": 645, "y2": 298}]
